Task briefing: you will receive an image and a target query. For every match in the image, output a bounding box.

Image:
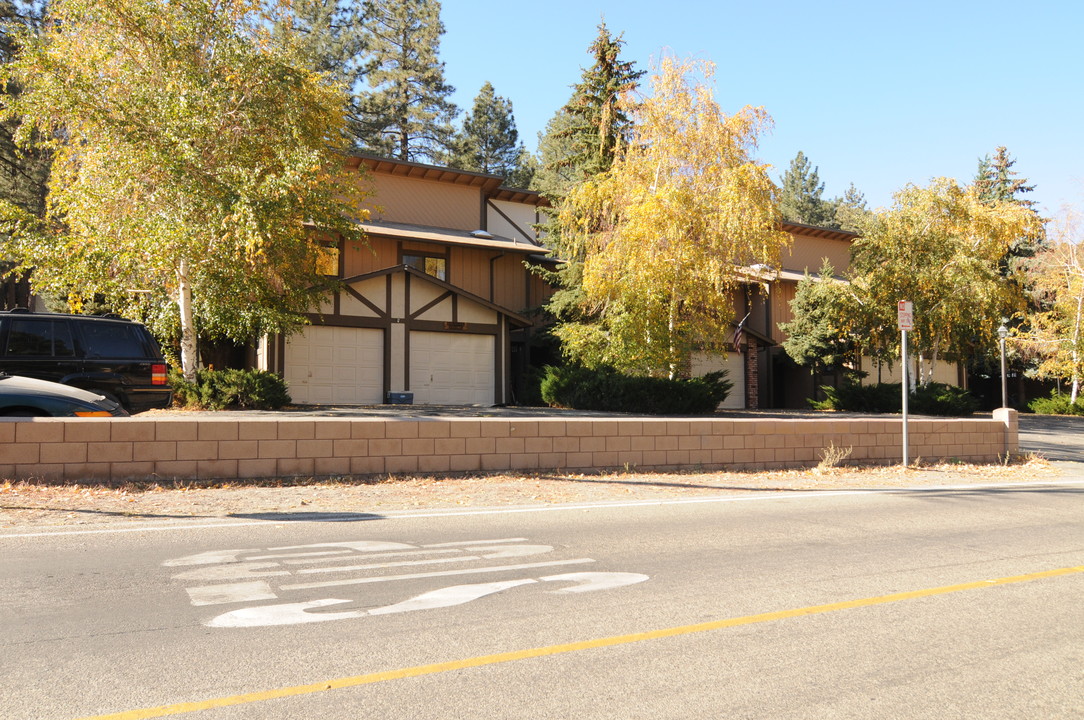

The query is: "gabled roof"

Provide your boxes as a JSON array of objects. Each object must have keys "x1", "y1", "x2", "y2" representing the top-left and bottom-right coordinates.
[
  {"x1": 781, "y1": 221, "x2": 858, "y2": 241},
  {"x1": 360, "y1": 220, "x2": 549, "y2": 255},
  {"x1": 341, "y1": 264, "x2": 533, "y2": 328}
]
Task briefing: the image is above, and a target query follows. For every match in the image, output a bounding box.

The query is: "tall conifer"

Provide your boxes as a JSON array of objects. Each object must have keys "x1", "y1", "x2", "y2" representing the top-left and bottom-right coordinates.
[
  {"x1": 556, "y1": 21, "x2": 644, "y2": 179},
  {"x1": 777, "y1": 151, "x2": 837, "y2": 228},
  {"x1": 449, "y1": 81, "x2": 532, "y2": 187},
  {"x1": 355, "y1": 0, "x2": 457, "y2": 163}
]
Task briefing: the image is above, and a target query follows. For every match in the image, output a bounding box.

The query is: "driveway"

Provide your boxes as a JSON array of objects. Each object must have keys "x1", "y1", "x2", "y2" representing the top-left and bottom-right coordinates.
[{"x1": 1018, "y1": 414, "x2": 1084, "y2": 462}]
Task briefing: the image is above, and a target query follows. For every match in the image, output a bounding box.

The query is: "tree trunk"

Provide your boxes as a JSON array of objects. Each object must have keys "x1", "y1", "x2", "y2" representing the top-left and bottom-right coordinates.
[
  {"x1": 177, "y1": 259, "x2": 198, "y2": 383},
  {"x1": 1071, "y1": 293, "x2": 1082, "y2": 404},
  {"x1": 667, "y1": 294, "x2": 679, "y2": 380}
]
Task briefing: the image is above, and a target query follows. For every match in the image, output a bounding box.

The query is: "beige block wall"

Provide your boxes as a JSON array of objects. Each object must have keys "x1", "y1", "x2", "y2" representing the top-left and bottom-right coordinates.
[{"x1": 0, "y1": 412, "x2": 1017, "y2": 484}]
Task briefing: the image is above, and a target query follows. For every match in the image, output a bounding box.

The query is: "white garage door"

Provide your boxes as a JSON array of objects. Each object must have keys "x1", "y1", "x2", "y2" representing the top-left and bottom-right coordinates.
[
  {"x1": 691, "y1": 351, "x2": 745, "y2": 410},
  {"x1": 284, "y1": 326, "x2": 383, "y2": 404},
  {"x1": 410, "y1": 331, "x2": 494, "y2": 405}
]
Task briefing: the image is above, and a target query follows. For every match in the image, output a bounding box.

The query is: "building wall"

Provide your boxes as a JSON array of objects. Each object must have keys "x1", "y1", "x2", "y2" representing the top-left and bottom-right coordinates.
[
  {"x1": 365, "y1": 174, "x2": 482, "y2": 230},
  {"x1": 487, "y1": 200, "x2": 539, "y2": 243},
  {"x1": 782, "y1": 232, "x2": 852, "y2": 274}
]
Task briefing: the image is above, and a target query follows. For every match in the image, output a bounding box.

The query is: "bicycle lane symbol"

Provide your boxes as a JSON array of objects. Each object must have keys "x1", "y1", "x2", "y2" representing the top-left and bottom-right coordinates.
[{"x1": 163, "y1": 538, "x2": 649, "y2": 628}]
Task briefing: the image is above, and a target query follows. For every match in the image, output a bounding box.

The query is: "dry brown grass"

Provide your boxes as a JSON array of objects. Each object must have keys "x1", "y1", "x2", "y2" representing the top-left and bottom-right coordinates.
[{"x1": 0, "y1": 453, "x2": 1060, "y2": 530}]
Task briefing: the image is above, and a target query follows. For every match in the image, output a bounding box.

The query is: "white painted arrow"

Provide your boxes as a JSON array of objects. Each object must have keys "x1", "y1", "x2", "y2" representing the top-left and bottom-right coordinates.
[
  {"x1": 540, "y1": 572, "x2": 651, "y2": 593},
  {"x1": 368, "y1": 579, "x2": 537, "y2": 615},
  {"x1": 208, "y1": 599, "x2": 362, "y2": 628}
]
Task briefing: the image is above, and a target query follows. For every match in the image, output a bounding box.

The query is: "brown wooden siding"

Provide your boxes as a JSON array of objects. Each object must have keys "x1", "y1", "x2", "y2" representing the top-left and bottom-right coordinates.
[
  {"x1": 365, "y1": 173, "x2": 481, "y2": 230},
  {"x1": 783, "y1": 233, "x2": 853, "y2": 274},
  {"x1": 771, "y1": 281, "x2": 799, "y2": 344}
]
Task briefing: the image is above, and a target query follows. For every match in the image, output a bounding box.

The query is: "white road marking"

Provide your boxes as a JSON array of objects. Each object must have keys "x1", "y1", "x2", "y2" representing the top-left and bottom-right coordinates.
[
  {"x1": 267, "y1": 540, "x2": 415, "y2": 552},
  {"x1": 279, "y1": 548, "x2": 464, "y2": 565},
  {"x1": 421, "y1": 538, "x2": 528, "y2": 547},
  {"x1": 187, "y1": 581, "x2": 278, "y2": 606},
  {"x1": 162, "y1": 549, "x2": 259, "y2": 567},
  {"x1": 540, "y1": 572, "x2": 651, "y2": 593},
  {"x1": 247, "y1": 550, "x2": 354, "y2": 561},
  {"x1": 296, "y1": 555, "x2": 486, "y2": 574},
  {"x1": 281, "y1": 558, "x2": 596, "y2": 591},
  {"x1": 171, "y1": 561, "x2": 290, "y2": 583},
  {"x1": 291, "y1": 546, "x2": 554, "y2": 575},
  {"x1": 368, "y1": 579, "x2": 537, "y2": 616},
  {"x1": 208, "y1": 599, "x2": 360, "y2": 628},
  {"x1": 205, "y1": 572, "x2": 648, "y2": 626}
]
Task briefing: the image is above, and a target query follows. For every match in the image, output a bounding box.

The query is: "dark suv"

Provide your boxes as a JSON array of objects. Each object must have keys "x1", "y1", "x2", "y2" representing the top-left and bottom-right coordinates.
[{"x1": 0, "y1": 309, "x2": 172, "y2": 413}]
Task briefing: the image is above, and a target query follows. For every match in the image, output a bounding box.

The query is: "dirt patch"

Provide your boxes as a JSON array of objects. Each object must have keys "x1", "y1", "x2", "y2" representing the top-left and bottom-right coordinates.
[{"x1": 0, "y1": 456, "x2": 1062, "y2": 529}]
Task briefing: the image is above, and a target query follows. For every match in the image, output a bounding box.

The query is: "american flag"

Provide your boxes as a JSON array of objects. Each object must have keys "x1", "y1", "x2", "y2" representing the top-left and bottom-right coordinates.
[{"x1": 733, "y1": 312, "x2": 751, "y2": 355}]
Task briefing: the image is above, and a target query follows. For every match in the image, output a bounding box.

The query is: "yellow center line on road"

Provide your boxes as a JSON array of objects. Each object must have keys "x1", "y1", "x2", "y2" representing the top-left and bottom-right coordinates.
[{"x1": 75, "y1": 564, "x2": 1084, "y2": 720}]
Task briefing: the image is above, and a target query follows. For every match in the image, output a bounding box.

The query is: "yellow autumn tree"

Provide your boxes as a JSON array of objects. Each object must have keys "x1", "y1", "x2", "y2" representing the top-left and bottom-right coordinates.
[
  {"x1": 1018, "y1": 209, "x2": 1084, "y2": 401},
  {"x1": 0, "y1": 0, "x2": 370, "y2": 380},
  {"x1": 555, "y1": 56, "x2": 789, "y2": 378},
  {"x1": 848, "y1": 178, "x2": 1044, "y2": 383}
]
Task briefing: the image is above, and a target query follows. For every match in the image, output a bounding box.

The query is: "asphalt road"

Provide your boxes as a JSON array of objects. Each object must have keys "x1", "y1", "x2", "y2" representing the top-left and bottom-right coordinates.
[
  {"x1": 1019, "y1": 413, "x2": 1084, "y2": 462},
  {"x1": 2, "y1": 479, "x2": 1082, "y2": 719}
]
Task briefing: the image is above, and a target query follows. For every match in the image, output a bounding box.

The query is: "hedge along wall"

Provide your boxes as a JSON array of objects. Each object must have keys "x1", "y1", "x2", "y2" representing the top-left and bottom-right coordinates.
[{"x1": 0, "y1": 410, "x2": 1018, "y2": 485}]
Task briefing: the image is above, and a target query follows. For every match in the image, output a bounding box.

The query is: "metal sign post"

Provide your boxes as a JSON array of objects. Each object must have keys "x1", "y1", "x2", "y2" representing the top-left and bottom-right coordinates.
[{"x1": 898, "y1": 301, "x2": 914, "y2": 467}]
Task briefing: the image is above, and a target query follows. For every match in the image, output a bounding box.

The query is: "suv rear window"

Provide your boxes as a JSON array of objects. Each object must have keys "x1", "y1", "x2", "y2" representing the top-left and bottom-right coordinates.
[
  {"x1": 6, "y1": 319, "x2": 76, "y2": 357},
  {"x1": 80, "y1": 323, "x2": 149, "y2": 359}
]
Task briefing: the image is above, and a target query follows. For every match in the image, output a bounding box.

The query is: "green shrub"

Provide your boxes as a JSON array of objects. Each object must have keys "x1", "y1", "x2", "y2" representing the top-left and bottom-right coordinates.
[
  {"x1": 910, "y1": 382, "x2": 979, "y2": 416},
  {"x1": 812, "y1": 381, "x2": 978, "y2": 416},
  {"x1": 1029, "y1": 390, "x2": 1084, "y2": 416},
  {"x1": 539, "y1": 365, "x2": 731, "y2": 415},
  {"x1": 170, "y1": 368, "x2": 291, "y2": 410},
  {"x1": 811, "y1": 382, "x2": 901, "y2": 413}
]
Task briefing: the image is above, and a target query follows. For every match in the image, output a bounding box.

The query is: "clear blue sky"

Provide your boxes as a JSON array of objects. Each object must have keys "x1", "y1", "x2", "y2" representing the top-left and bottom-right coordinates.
[{"x1": 441, "y1": 1, "x2": 1082, "y2": 217}]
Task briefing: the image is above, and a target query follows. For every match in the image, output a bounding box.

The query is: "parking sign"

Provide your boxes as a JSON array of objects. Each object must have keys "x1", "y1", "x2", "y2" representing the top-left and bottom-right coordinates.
[{"x1": 898, "y1": 300, "x2": 914, "y2": 331}]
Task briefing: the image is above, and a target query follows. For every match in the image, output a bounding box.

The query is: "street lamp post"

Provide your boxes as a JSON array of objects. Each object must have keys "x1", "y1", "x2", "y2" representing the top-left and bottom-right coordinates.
[{"x1": 998, "y1": 323, "x2": 1009, "y2": 408}]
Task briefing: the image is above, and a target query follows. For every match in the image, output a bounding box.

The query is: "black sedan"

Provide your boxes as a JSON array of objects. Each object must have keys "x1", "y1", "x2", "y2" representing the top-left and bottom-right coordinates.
[{"x1": 0, "y1": 373, "x2": 129, "y2": 417}]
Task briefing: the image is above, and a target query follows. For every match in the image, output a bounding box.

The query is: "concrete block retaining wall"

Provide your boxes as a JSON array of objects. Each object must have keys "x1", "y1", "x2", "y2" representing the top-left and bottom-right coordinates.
[{"x1": 0, "y1": 410, "x2": 1018, "y2": 484}]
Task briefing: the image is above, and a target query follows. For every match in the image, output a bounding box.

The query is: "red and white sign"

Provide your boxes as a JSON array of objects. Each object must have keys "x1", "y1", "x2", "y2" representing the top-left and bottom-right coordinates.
[{"x1": 897, "y1": 300, "x2": 914, "y2": 331}]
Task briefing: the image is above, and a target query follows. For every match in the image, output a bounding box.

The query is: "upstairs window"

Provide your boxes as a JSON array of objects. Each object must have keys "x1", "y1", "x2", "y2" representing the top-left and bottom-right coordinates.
[{"x1": 404, "y1": 254, "x2": 447, "y2": 281}]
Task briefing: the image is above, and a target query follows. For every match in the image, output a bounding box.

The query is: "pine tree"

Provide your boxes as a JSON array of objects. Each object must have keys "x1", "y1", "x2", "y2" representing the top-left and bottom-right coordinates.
[
  {"x1": 354, "y1": 0, "x2": 457, "y2": 163},
  {"x1": 974, "y1": 145, "x2": 1036, "y2": 208},
  {"x1": 832, "y1": 183, "x2": 869, "y2": 232},
  {"x1": 531, "y1": 107, "x2": 579, "y2": 197},
  {"x1": 777, "y1": 151, "x2": 838, "y2": 228},
  {"x1": 972, "y1": 146, "x2": 1045, "y2": 279},
  {"x1": 555, "y1": 21, "x2": 644, "y2": 180},
  {"x1": 276, "y1": 1, "x2": 367, "y2": 145},
  {"x1": 448, "y1": 81, "x2": 532, "y2": 187},
  {"x1": 529, "y1": 21, "x2": 644, "y2": 360},
  {"x1": 285, "y1": 0, "x2": 366, "y2": 83}
]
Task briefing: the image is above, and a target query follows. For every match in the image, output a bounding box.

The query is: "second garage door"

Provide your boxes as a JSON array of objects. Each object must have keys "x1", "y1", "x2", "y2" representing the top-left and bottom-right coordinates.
[{"x1": 410, "y1": 331, "x2": 494, "y2": 405}]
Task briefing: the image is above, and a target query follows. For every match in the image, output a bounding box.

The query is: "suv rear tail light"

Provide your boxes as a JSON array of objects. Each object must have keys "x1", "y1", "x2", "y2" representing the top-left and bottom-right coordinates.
[{"x1": 152, "y1": 364, "x2": 168, "y2": 385}]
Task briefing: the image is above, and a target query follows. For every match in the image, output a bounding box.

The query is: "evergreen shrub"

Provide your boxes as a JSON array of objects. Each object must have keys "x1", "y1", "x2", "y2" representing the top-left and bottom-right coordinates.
[
  {"x1": 170, "y1": 368, "x2": 291, "y2": 410},
  {"x1": 810, "y1": 382, "x2": 901, "y2": 413},
  {"x1": 909, "y1": 382, "x2": 979, "y2": 416},
  {"x1": 539, "y1": 365, "x2": 731, "y2": 415},
  {"x1": 811, "y1": 381, "x2": 978, "y2": 416},
  {"x1": 1028, "y1": 391, "x2": 1084, "y2": 416}
]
